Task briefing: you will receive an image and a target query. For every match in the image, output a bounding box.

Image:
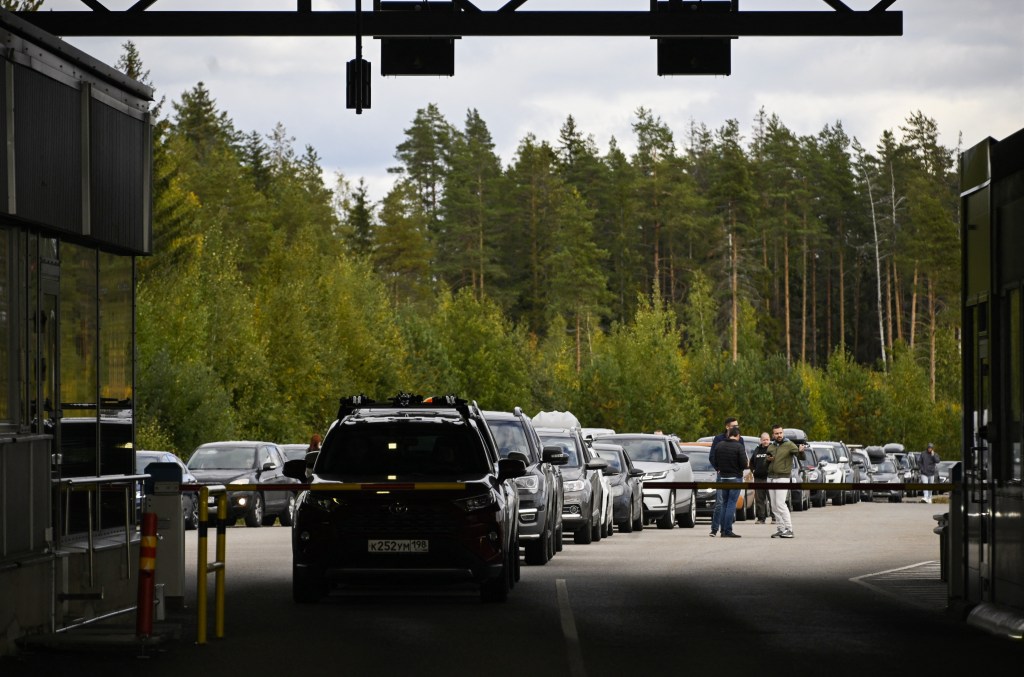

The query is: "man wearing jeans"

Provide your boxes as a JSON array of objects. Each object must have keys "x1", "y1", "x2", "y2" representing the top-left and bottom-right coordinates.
[
  {"x1": 919, "y1": 443, "x2": 940, "y2": 503},
  {"x1": 710, "y1": 427, "x2": 747, "y2": 538},
  {"x1": 766, "y1": 425, "x2": 805, "y2": 539}
]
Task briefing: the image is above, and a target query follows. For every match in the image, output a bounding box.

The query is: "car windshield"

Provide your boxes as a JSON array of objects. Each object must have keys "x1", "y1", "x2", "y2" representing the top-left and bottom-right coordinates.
[
  {"x1": 316, "y1": 422, "x2": 490, "y2": 476},
  {"x1": 610, "y1": 438, "x2": 671, "y2": 463},
  {"x1": 594, "y1": 450, "x2": 622, "y2": 472},
  {"x1": 135, "y1": 454, "x2": 165, "y2": 473},
  {"x1": 812, "y1": 446, "x2": 837, "y2": 463},
  {"x1": 281, "y1": 446, "x2": 308, "y2": 461},
  {"x1": 685, "y1": 450, "x2": 714, "y2": 472},
  {"x1": 538, "y1": 435, "x2": 581, "y2": 467},
  {"x1": 188, "y1": 446, "x2": 258, "y2": 470},
  {"x1": 487, "y1": 419, "x2": 534, "y2": 462},
  {"x1": 875, "y1": 460, "x2": 897, "y2": 473}
]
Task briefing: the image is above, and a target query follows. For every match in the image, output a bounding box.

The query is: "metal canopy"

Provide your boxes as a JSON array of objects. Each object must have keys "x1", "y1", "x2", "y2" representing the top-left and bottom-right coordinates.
[{"x1": 15, "y1": 1, "x2": 902, "y2": 38}]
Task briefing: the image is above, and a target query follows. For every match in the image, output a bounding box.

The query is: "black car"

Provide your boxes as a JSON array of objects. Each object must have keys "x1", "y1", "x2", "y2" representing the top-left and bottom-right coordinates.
[
  {"x1": 283, "y1": 394, "x2": 527, "y2": 603},
  {"x1": 483, "y1": 407, "x2": 568, "y2": 565},
  {"x1": 186, "y1": 441, "x2": 298, "y2": 527},
  {"x1": 591, "y1": 442, "x2": 645, "y2": 533}
]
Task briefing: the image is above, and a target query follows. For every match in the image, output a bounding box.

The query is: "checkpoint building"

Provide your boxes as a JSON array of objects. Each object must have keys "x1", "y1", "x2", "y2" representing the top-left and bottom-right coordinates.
[{"x1": 0, "y1": 10, "x2": 152, "y2": 655}]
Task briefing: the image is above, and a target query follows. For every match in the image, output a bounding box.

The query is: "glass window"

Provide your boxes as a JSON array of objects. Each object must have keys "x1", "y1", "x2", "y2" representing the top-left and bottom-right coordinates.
[
  {"x1": 0, "y1": 229, "x2": 8, "y2": 422},
  {"x1": 60, "y1": 243, "x2": 98, "y2": 477}
]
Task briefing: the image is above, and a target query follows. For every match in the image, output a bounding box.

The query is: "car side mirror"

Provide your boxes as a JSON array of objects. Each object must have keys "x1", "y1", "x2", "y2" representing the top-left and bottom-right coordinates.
[
  {"x1": 818, "y1": 459, "x2": 828, "y2": 468},
  {"x1": 261, "y1": 461, "x2": 277, "y2": 472},
  {"x1": 674, "y1": 453, "x2": 690, "y2": 463},
  {"x1": 542, "y1": 446, "x2": 569, "y2": 465},
  {"x1": 498, "y1": 458, "x2": 528, "y2": 481},
  {"x1": 282, "y1": 459, "x2": 307, "y2": 481},
  {"x1": 305, "y1": 450, "x2": 319, "y2": 468},
  {"x1": 586, "y1": 458, "x2": 608, "y2": 471},
  {"x1": 601, "y1": 465, "x2": 620, "y2": 476},
  {"x1": 629, "y1": 468, "x2": 645, "y2": 478}
]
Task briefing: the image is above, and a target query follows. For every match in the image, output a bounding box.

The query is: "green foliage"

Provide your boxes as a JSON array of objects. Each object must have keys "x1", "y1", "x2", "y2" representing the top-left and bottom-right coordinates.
[{"x1": 135, "y1": 71, "x2": 963, "y2": 454}]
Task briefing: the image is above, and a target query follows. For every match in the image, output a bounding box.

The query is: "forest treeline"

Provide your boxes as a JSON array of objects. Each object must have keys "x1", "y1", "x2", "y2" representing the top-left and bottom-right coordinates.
[{"x1": 116, "y1": 45, "x2": 962, "y2": 459}]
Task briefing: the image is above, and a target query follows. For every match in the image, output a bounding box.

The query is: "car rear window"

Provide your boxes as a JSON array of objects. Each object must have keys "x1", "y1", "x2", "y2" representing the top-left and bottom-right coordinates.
[
  {"x1": 538, "y1": 434, "x2": 581, "y2": 467},
  {"x1": 317, "y1": 422, "x2": 490, "y2": 476}
]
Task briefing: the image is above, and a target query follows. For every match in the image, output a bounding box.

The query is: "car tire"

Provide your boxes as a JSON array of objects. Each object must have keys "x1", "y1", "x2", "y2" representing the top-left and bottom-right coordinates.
[
  {"x1": 293, "y1": 565, "x2": 326, "y2": 603},
  {"x1": 555, "y1": 523, "x2": 564, "y2": 552},
  {"x1": 545, "y1": 527, "x2": 556, "y2": 560},
  {"x1": 633, "y1": 502, "x2": 644, "y2": 532},
  {"x1": 678, "y1": 490, "x2": 696, "y2": 528},
  {"x1": 656, "y1": 495, "x2": 675, "y2": 529},
  {"x1": 834, "y1": 490, "x2": 845, "y2": 506},
  {"x1": 280, "y1": 494, "x2": 295, "y2": 527},
  {"x1": 620, "y1": 502, "x2": 634, "y2": 533},
  {"x1": 244, "y1": 493, "x2": 265, "y2": 528},
  {"x1": 184, "y1": 495, "x2": 199, "y2": 530},
  {"x1": 574, "y1": 521, "x2": 593, "y2": 544},
  {"x1": 592, "y1": 516, "x2": 602, "y2": 542},
  {"x1": 525, "y1": 537, "x2": 550, "y2": 565},
  {"x1": 481, "y1": 552, "x2": 511, "y2": 603}
]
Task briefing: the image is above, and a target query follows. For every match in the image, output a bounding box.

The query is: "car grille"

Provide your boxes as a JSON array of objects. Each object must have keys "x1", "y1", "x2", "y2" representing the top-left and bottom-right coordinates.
[{"x1": 331, "y1": 500, "x2": 460, "y2": 535}]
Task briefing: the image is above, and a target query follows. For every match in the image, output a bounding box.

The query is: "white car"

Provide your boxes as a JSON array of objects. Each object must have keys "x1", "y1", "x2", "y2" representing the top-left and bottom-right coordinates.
[
  {"x1": 809, "y1": 443, "x2": 847, "y2": 506},
  {"x1": 593, "y1": 433, "x2": 696, "y2": 529}
]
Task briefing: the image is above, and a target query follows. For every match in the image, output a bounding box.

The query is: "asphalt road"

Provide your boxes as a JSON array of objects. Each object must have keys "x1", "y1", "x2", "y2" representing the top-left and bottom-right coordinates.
[{"x1": 5, "y1": 499, "x2": 1024, "y2": 676}]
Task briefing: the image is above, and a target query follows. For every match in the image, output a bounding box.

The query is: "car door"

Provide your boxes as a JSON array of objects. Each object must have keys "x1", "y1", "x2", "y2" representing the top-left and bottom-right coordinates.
[
  {"x1": 667, "y1": 439, "x2": 691, "y2": 512},
  {"x1": 258, "y1": 444, "x2": 290, "y2": 511}
]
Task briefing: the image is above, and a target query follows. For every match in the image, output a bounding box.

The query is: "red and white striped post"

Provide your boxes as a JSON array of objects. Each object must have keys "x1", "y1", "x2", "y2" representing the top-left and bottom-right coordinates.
[{"x1": 136, "y1": 511, "x2": 158, "y2": 637}]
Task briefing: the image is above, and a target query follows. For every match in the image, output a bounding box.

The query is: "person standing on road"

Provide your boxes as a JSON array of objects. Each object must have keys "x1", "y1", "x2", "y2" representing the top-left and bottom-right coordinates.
[
  {"x1": 710, "y1": 426, "x2": 747, "y2": 538},
  {"x1": 919, "y1": 443, "x2": 940, "y2": 503},
  {"x1": 749, "y1": 432, "x2": 773, "y2": 524},
  {"x1": 767, "y1": 425, "x2": 804, "y2": 539},
  {"x1": 709, "y1": 416, "x2": 739, "y2": 537}
]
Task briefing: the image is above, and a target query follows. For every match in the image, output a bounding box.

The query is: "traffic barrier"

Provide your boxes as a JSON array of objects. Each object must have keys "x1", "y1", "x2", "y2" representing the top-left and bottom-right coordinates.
[
  {"x1": 136, "y1": 511, "x2": 158, "y2": 638},
  {"x1": 196, "y1": 484, "x2": 228, "y2": 645},
  {"x1": 644, "y1": 480, "x2": 960, "y2": 493}
]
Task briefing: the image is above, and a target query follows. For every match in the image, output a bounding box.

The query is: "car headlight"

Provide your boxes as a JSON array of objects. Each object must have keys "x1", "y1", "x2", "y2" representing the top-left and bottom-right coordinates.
[
  {"x1": 643, "y1": 470, "x2": 668, "y2": 481},
  {"x1": 564, "y1": 479, "x2": 587, "y2": 492},
  {"x1": 229, "y1": 477, "x2": 251, "y2": 485},
  {"x1": 698, "y1": 488, "x2": 715, "y2": 497},
  {"x1": 515, "y1": 475, "x2": 540, "y2": 492},
  {"x1": 454, "y1": 490, "x2": 499, "y2": 512}
]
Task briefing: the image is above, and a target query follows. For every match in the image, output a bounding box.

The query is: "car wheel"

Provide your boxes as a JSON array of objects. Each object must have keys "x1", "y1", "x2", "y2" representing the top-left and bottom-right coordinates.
[
  {"x1": 546, "y1": 527, "x2": 556, "y2": 560},
  {"x1": 244, "y1": 493, "x2": 265, "y2": 527},
  {"x1": 620, "y1": 502, "x2": 634, "y2": 533},
  {"x1": 656, "y1": 494, "x2": 675, "y2": 529},
  {"x1": 480, "y1": 552, "x2": 511, "y2": 603},
  {"x1": 834, "y1": 490, "x2": 845, "y2": 506},
  {"x1": 633, "y1": 501, "x2": 644, "y2": 532},
  {"x1": 555, "y1": 523, "x2": 564, "y2": 552},
  {"x1": 280, "y1": 493, "x2": 295, "y2": 527},
  {"x1": 184, "y1": 495, "x2": 199, "y2": 530},
  {"x1": 678, "y1": 490, "x2": 696, "y2": 528},
  {"x1": 511, "y1": 537, "x2": 521, "y2": 585},
  {"x1": 525, "y1": 537, "x2": 550, "y2": 565},
  {"x1": 574, "y1": 521, "x2": 593, "y2": 544},
  {"x1": 592, "y1": 515, "x2": 603, "y2": 542},
  {"x1": 293, "y1": 565, "x2": 326, "y2": 604}
]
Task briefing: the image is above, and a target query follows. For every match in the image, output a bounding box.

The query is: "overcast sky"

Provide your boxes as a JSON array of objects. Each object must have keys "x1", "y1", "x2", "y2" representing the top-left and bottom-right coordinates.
[{"x1": 43, "y1": 0, "x2": 1024, "y2": 203}]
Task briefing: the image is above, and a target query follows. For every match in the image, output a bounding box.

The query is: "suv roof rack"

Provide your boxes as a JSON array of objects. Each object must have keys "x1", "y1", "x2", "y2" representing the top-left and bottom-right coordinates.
[{"x1": 336, "y1": 393, "x2": 476, "y2": 421}]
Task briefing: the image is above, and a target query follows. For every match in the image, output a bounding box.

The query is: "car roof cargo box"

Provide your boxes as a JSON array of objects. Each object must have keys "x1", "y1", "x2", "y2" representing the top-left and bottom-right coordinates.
[
  {"x1": 783, "y1": 428, "x2": 808, "y2": 445},
  {"x1": 883, "y1": 442, "x2": 905, "y2": 454},
  {"x1": 865, "y1": 445, "x2": 887, "y2": 461},
  {"x1": 532, "y1": 410, "x2": 581, "y2": 429}
]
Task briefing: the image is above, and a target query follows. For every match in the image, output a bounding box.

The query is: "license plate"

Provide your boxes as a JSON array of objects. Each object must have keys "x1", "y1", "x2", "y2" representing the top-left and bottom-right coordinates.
[{"x1": 368, "y1": 539, "x2": 429, "y2": 553}]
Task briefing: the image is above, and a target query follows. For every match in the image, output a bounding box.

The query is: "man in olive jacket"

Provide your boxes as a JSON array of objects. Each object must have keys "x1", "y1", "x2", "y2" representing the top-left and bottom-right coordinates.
[{"x1": 766, "y1": 425, "x2": 805, "y2": 539}]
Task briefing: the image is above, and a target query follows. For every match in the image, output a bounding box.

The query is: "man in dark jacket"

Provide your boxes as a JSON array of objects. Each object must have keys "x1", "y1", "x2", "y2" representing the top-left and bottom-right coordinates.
[
  {"x1": 709, "y1": 427, "x2": 747, "y2": 538},
  {"x1": 919, "y1": 443, "x2": 940, "y2": 503},
  {"x1": 749, "y1": 432, "x2": 773, "y2": 524}
]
